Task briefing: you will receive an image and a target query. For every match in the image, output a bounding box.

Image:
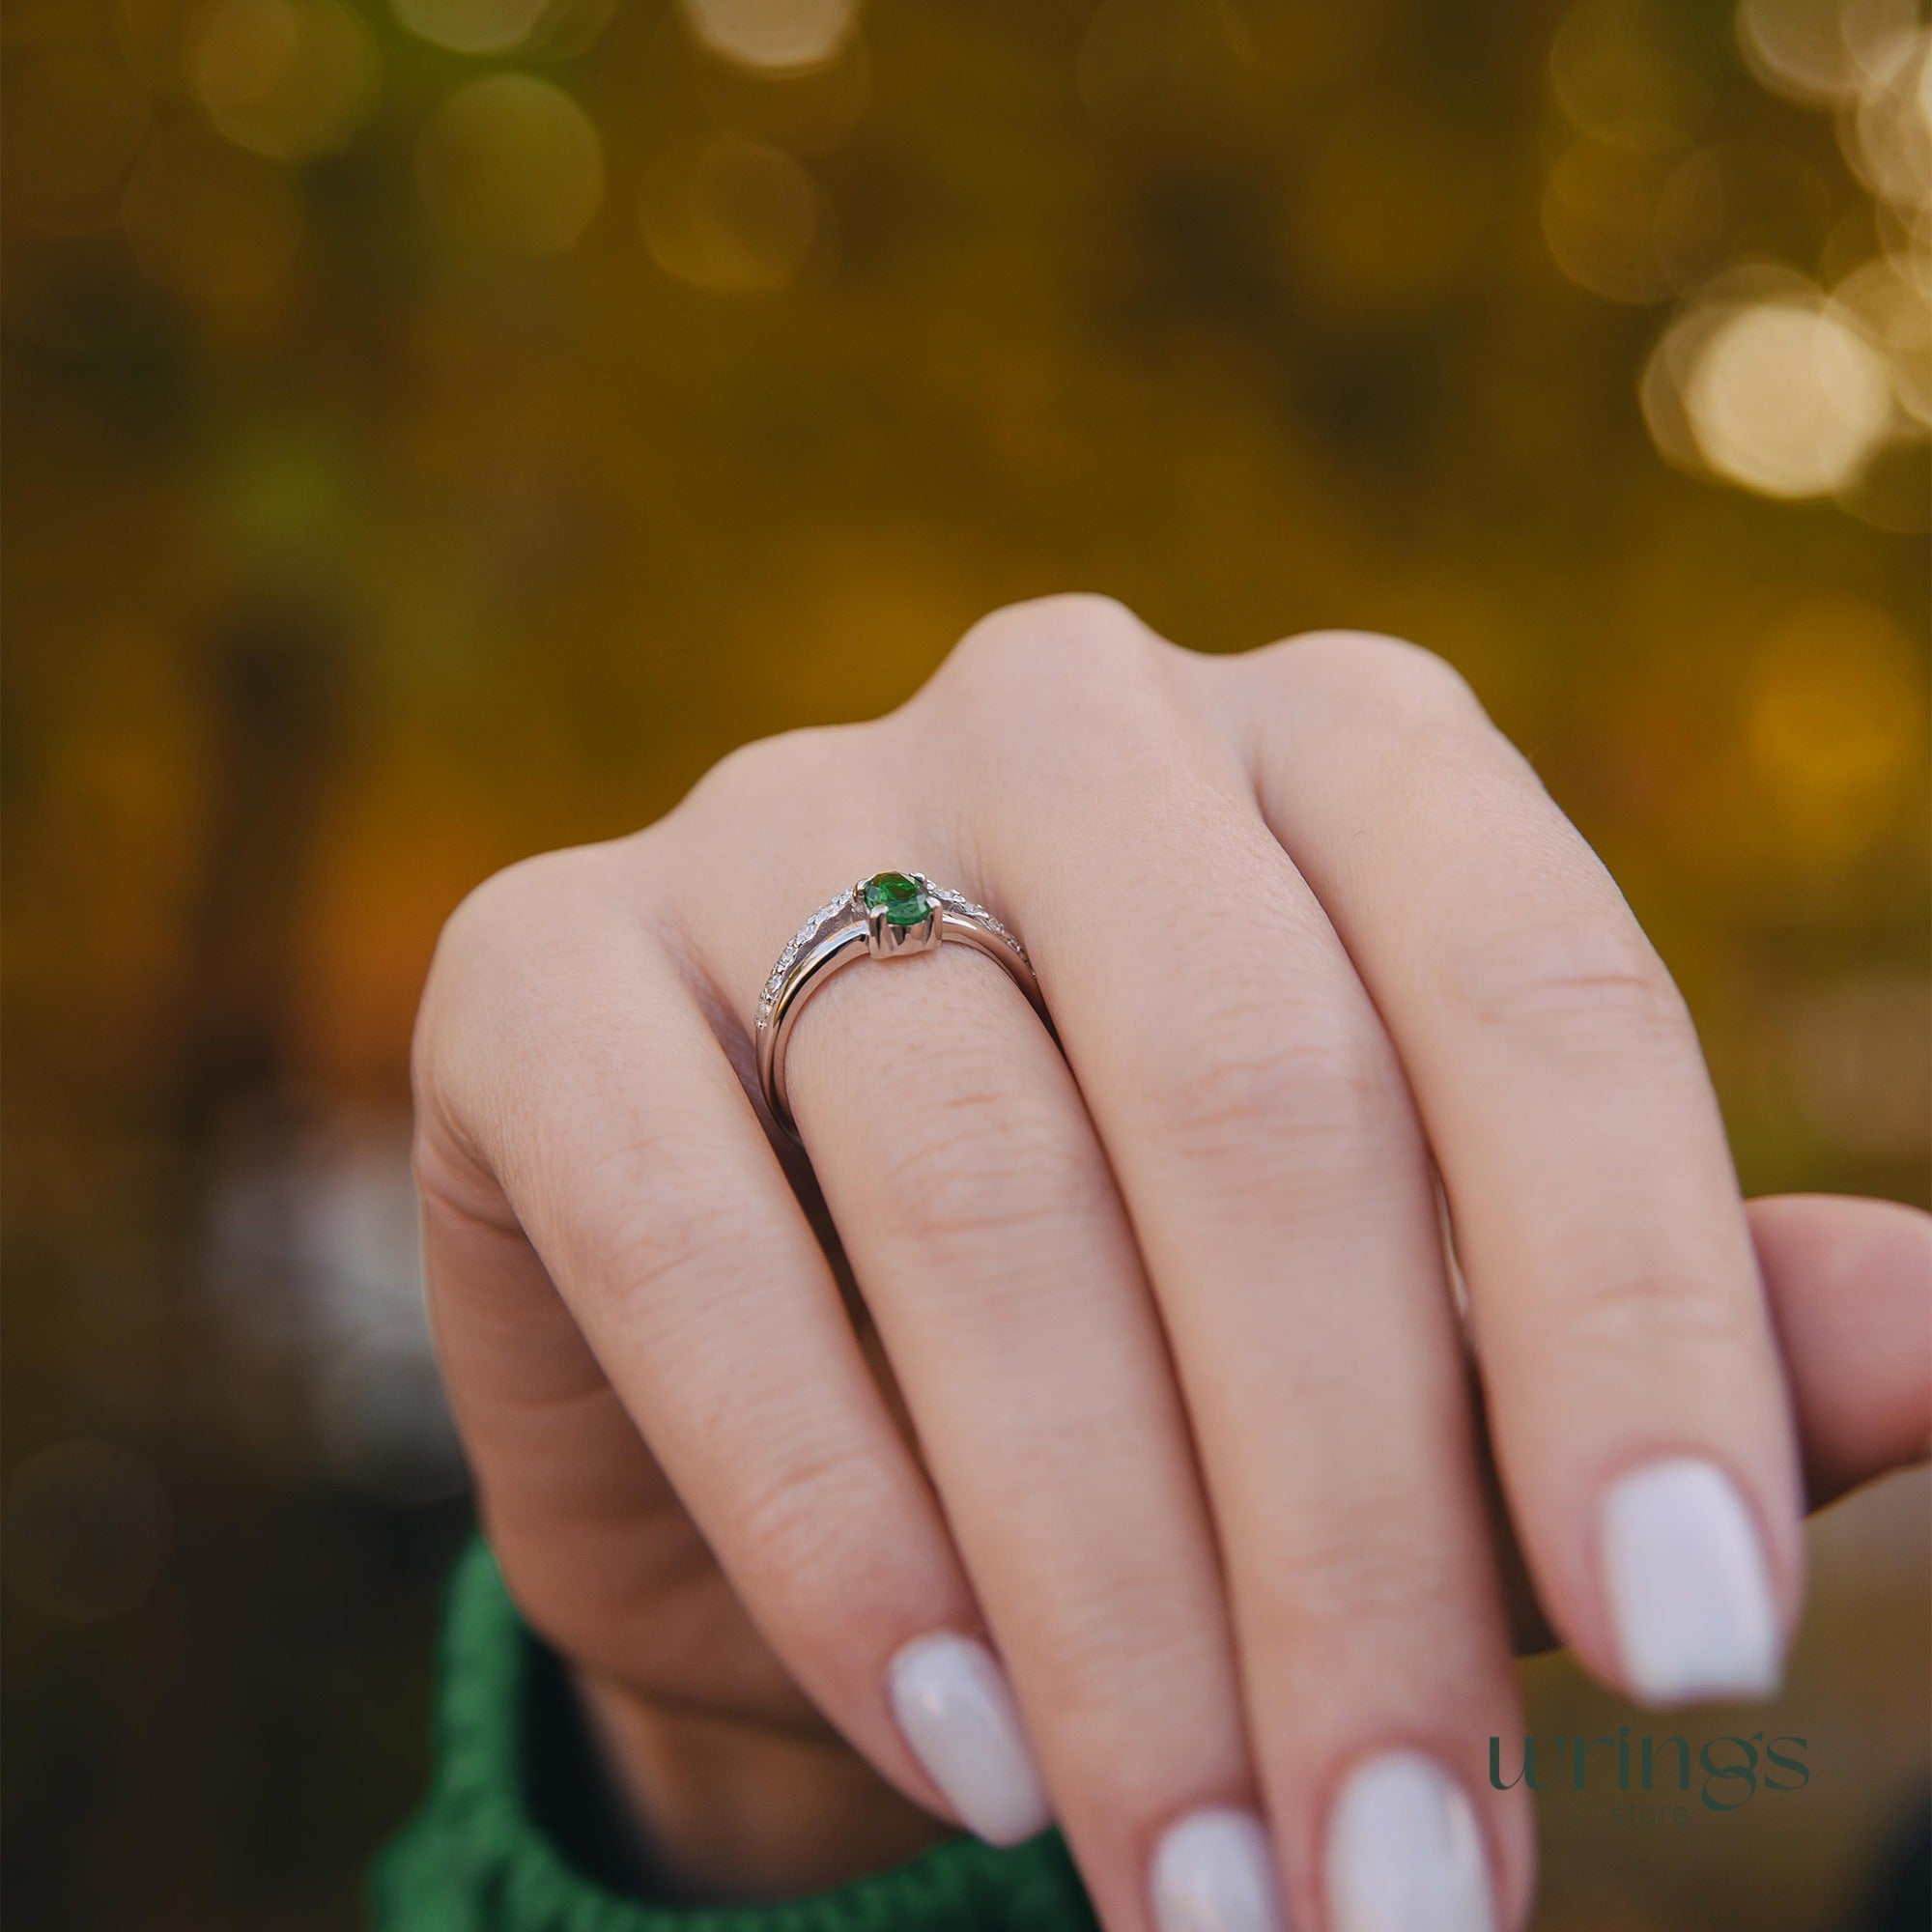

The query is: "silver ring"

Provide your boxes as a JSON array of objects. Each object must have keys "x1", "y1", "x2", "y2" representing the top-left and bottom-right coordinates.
[{"x1": 754, "y1": 870, "x2": 1045, "y2": 1137}]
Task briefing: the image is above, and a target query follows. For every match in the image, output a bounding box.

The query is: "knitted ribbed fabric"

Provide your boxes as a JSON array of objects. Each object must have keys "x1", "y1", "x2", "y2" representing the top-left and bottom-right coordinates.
[{"x1": 371, "y1": 1541, "x2": 1099, "y2": 1932}]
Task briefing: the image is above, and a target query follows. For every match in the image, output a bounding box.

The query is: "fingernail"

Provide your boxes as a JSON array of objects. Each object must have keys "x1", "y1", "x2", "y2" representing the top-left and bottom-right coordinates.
[
  {"x1": 1151, "y1": 1807, "x2": 1286, "y2": 1932},
  {"x1": 887, "y1": 1632, "x2": 1051, "y2": 1846},
  {"x1": 1601, "y1": 1457, "x2": 1782, "y2": 1705},
  {"x1": 1327, "y1": 1751, "x2": 1495, "y2": 1932}
]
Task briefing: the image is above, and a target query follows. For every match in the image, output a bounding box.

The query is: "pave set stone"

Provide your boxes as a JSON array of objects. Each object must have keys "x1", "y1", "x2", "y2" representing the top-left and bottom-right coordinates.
[
  {"x1": 921, "y1": 879, "x2": 1028, "y2": 966},
  {"x1": 755, "y1": 887, "x2": 858, "y2": 1030},
  {"x1": 755, "y1": 871, "x2": 1033, "y2": 1034}
]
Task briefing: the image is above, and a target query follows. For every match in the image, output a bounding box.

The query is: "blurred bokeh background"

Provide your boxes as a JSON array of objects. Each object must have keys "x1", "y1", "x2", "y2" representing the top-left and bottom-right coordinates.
[{"x1": 4, "y1": 0, "x2": 1928, "y2": 1926}]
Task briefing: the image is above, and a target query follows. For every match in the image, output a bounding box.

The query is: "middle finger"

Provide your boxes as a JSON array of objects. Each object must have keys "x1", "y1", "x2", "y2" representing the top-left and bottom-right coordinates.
[{"x1": 941, "y1": 598, "x2": 1528, "y2": 1932}]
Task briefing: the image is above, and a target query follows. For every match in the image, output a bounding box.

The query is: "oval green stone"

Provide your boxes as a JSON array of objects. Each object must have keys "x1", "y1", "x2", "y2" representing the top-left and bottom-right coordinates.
[{"x1": 862, "y1": 870, "x2": 933, "y2": 928}]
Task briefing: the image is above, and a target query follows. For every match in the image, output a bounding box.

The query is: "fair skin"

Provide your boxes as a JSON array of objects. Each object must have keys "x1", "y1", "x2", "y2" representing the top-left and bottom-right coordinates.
[{"x1": 412, "y1": 598, "x2": 1932, "y2": 1932}]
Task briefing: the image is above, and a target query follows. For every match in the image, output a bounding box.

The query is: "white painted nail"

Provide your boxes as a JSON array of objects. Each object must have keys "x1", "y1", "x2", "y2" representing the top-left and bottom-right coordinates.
[
  {"x1": 887, "y1": 1632, "x2": 1051, "y2": 1846},
  {"x1": 1151, "y1": 1807, "x2": 1286, "y2": 1932},
  {"x1": 1327, "y1": 1751, "x2": 1495, "y2": 1932},
  {"x1": 1601, "y1": 1457, "x2": 1782, "y2": 1705}
]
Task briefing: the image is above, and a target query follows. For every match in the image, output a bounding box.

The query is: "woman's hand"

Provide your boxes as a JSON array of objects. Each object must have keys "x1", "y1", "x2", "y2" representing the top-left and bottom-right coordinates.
[{"x1": 412, "y1": 598, "x2": 1932, "y2": 1932}]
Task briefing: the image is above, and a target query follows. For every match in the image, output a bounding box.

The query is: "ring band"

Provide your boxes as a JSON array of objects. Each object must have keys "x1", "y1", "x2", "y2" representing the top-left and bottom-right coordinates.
[{"x1": 755, "y1": 870, "x2": 1045, "y2": 1137}]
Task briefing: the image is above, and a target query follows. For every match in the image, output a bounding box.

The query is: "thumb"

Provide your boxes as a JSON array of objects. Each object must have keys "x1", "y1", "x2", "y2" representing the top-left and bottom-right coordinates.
[{"x1": 1747, "y1": 1192, "x2": 1932, "y2": 1508}]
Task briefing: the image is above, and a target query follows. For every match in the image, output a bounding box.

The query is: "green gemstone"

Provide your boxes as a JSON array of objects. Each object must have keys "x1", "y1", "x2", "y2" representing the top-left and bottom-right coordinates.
[{"x1": 862, "y1": 870, "x2": 933, "y2": 928}]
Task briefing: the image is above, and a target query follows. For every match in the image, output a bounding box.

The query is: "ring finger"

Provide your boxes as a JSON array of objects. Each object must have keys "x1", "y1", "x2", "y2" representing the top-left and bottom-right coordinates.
[{"x1": 689, "y1": 827, "x2": 1271, "y2": 1932}]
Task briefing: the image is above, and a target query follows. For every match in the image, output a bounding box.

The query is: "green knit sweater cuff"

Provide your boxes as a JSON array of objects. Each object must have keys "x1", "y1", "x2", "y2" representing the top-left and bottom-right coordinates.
[{"x1": 370, "y1": 1539, "x2": 1097, "y2": 1932}]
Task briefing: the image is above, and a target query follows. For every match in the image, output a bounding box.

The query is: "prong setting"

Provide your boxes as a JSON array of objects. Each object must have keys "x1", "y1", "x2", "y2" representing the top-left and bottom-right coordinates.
[
  {"x1": 864, "y1": 902, "x2": 940, "y2": 956},
  {"x1": 755, "y1": 867, "x2": 1043, "y2": 1137}
]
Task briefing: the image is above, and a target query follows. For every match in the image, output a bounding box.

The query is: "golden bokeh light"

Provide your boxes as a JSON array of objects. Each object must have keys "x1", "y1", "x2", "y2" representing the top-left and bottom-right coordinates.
[
  {"x1": 1549, "y1": 0, "x2": 1704, "y2": 153},
  {"x1": 639, "y1": 133, "x2": 816, "y2": 292},
  {"x1": 390, "y1": 0, "x2": 554, "y2": 54},
  {"x1": 1835, "y1": 251, "x2": 1932, "y2": 423},
  {"x1": 1651, "y1": 142, "x2": 1833, "y2": 293},
  {"x1": 191, "y1": 0, "x2": 381, "y2": 162},
  {"x1": 678, "y1": 0, "x2": 860, "y2": 74},
  {"x1": 1737, "y1": 0, "x2": 1918, "y2": 107},
  {"x1": 1546, "y1": 0, "x2": 1932, "y2": 520},
  {"x1": 1843, "y1": 25, "x2": 1932, "y2": 211},
  {"x1": 517, "y1": 0, "x2": 620, "y2": 60},
  {"x1": 1747, "y1": 596, "x2": 1923, "y2": 855},
  {"x1": 415, "y1": 73, "x2": 604, "y2": 256},
  {"x1": 1542, "y1": 137, "x2": 1679, "y2": 303},
  {"x1": 1684, "y1": 293, "x2": 1894, "y2": 496},
  {"x1": 688, "y1": 24, "x2": 871, "y2": 153},
  {"x1": 1641, "y1": 298, "x2": 1735, "y2": 474},
  {"x1": 1639, "y1": 242, "x2": 1923, "y2": 511}
]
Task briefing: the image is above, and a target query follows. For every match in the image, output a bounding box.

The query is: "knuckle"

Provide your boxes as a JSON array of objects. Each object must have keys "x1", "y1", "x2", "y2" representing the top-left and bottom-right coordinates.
[
  {"x1": 578, "y1": 1166, "x2": 747, "y2": 1320},
  {"x1": 426, "y1": 855, "x2": 548, "y2": 991},
  {"x1": 489, "y1": 1513, "x2": 680, "y2": 1682},
  {"x1": 937, "y1": 594, "x2": 1169, "y2": 710},
  {"x1": 1259, "y1": 629, "x2": 1485, "y2": 721},
  {"x1": 731, "y1": 1440, "x2": 906, "y2": 1610},
  {"x1": 1258, "y1": 1518, "x2": 1472, "y2": 1644},
  {"x1": 732, "y1": 1445, "x2": 853, "y2": 1577},
  {"x1": 1143, "y1": 1004, "x2": 1407, "y2": 1170},
  {"x1": 1021, "y1": 1579, "x2": 1233, "y2": 1779},
  {"x1": 413, "y1": 849, "x2": 602, "y2": 1108},
  {"x1": 955, "y1": 591, "x2": 1153, "y2": 671},
  {"x1": 409, "y1": 1114, "x2": 485, "y2": 1221},
  {"x1": 491, "y1": 1545, "x2": 604, "y2": 1667},
  {"x1": 424, "y1": 846, "x2": 612, "y2": 995},
  {"x1": 675, "y1": 720, "x2": 873, "y2": 826},
  {"x1": 911, "y1": 596, "x2": 1207, "y2": 802},
  {"x1": 1238, "y1": 1529, "x2": 1512, "y2": 1742},
  {"x1": 1440, "y1": 913, "x2": 1693, "y2": 1045},
  {"x1": 1534, "y1": 1262, "x2": 1763, "y2": 1364},
  {"x1": 870, "y1": 1083, "x2": 1107, "y2": 1257}
]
